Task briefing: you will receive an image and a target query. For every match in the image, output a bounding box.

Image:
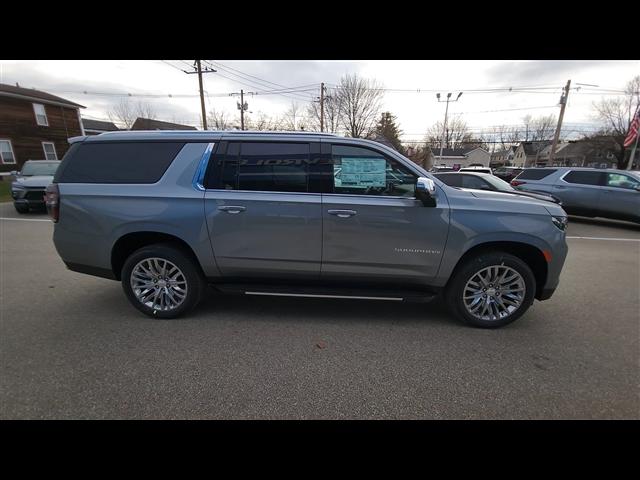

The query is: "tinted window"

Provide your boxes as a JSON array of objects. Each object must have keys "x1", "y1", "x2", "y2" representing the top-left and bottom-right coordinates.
[
  {"x1": 563, "y1": 170, "x2": 604, "y2": 186},
  {"x1": 331, "y1": 145, "x2": 416, "y2": 197},
  {"x1": 434, "y1": 173, "x2": 462, "y2": 187},
  {"x1": 516, "y1": 168, "x2": 558, "y2": 180},
  {"x1": 605, "y1": 173, "x2": 640, "y2": 190},
  {"x1": 461, "y1": 175, "x2": 492, "y2": 189},
  {"x1": 207, "y1": 142, "x2": 310, "y2": 193},
  {"x1": 238, "y1": 142, "x2": 309, "y2": 192},
  {"x1": 55, "y1": 142, "x2": 185, "y2": 184}
]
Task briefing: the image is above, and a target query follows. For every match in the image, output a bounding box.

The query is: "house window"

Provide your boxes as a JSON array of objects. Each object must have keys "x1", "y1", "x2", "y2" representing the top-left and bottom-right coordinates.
[
  {"x1": 42, "y1": 142, "x2": 58, "y2": 160},
  {"x1": 0, "y1": 139, "x2": 16, "y2": 164},
  {"x1": 33, "y1": 103, "x2": 49, "y2": 126}
]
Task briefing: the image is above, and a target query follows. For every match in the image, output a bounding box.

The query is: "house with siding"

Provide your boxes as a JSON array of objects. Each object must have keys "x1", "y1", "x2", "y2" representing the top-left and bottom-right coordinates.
[
  {"x1": 82, "y1": 118, "x2": 120, "y2": 135},
  {"x1": 512, "y1": 141, "x2": 551, "y2": 167},
  {"x1": 0, "y1": 83, "x2": 85, "y2": 171},
  {"x1": 428, "y1": 147, "x2": 490, "y2": 169},
  {"x1": 489, "y1": 146, "x2": 517, "y2": 167}
]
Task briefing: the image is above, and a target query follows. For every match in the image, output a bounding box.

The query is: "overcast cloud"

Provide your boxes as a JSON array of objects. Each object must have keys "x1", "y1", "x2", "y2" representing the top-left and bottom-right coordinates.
[{"x1": 1, "y1": 60, "x2": 638, "y2": 142}]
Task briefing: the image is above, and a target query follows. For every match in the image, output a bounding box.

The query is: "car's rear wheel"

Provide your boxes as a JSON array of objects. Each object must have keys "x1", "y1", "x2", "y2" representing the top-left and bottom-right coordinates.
[
  {"x1": 445, "y1": 252, "x2": 536, "y2": 328},
  {"x1": 121, "y1": 243, "x2": 206, "y2": 319},
  {"x1": 14, "y1": 203, "x2": 29, "y2": 214}
]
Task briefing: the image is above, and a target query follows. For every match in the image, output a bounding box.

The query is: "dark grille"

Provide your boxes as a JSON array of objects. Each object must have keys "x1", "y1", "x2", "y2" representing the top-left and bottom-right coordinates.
[{"x1": 24, "y1": 189, "x2": 45, "y2": 201}]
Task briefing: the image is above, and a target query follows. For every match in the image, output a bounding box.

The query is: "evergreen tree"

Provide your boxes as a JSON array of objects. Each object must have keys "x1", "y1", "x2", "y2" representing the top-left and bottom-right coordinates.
[{"x1": 372, "y1": 112, "x2": 405, "y2": 154}]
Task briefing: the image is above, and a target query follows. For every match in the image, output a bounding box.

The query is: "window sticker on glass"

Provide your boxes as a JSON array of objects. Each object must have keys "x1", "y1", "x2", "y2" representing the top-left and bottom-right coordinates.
[{"x1": 336, "y1": 157, "x2": 387, "y2": 189}]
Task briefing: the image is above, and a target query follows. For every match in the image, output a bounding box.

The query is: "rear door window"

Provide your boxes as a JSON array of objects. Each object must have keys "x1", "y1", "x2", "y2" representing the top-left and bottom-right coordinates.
[
  {"x1": 55, "y1": 142, "x2": 185, "y2": 183},
  {"x1": 563, "y1": 170, "x2": 605, "y2": 186},
  {"x1": 206, "y1": 141, "x2": 311, "y2": 193},
  {"x1": 515, "y1": 168, "x2": 558, "y2": 180}
]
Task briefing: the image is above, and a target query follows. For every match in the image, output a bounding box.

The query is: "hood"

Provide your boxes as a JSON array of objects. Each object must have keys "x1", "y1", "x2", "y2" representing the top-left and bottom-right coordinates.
[
  {"x1": 13, "y1": 175, "x2": 54, "y2": 188},
  {"x1": 466, "y1": 189, "x2": 567, "y2": 217}
]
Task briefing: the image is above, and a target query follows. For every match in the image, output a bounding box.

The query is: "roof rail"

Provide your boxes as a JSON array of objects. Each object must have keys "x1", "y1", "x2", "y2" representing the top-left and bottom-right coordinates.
[{"x1": 222, "y1": 130, "x2": 338, "y2": 137}]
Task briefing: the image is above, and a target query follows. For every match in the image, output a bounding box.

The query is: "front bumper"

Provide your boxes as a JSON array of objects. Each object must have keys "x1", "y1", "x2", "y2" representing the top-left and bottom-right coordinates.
[{"x1": 12, "y1": 189, "x2": 46, "y2": 207}]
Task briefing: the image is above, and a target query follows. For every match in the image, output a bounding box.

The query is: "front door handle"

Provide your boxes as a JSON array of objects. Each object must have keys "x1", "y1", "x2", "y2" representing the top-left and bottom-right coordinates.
[
  {"x1": 218, "y1": 205, "x2": 246, "y2": 214},
  {"x1": 328, "y1": 209, "x2": 357, "y2": 218}
]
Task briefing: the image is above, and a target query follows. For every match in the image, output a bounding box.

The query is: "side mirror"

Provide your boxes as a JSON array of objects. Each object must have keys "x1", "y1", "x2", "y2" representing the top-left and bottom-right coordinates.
[
  {"x1": 10, "y1": 170, "x2": 18, "y2": 176},
  {"x1": 416, "y1": 177, "x2": 437, "y2": 207}
]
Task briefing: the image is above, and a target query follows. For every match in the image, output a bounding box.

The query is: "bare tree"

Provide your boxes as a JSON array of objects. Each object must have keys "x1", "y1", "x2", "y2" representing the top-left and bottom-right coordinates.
[
  {"x1": 527, "y1": 114, "x2": 557, "y2": 141},
  {"x1": 335, "y1": 74, "x2": 384, "y2": 138},
  {"x1": 281, "y1": 101, "x2": 307, "y2": 131},
  {"x1": 493, "y1": 124, "x2": 522, "y2": 150},
  {"x1": 108, "y1": 98, "x2": 156, "y2": 129},
  {"x1": 306, "y1": 91, "x2": 342, "y2": 133},
  {"x1": 425, "y1": 116, "x2": 478, "y2": 149},
  {"x1": 207, "y1": 108, "x2": 231, "y2": 130},
  {"x1": 592, "y1": 75, "x2": 640, "y2": 167}
]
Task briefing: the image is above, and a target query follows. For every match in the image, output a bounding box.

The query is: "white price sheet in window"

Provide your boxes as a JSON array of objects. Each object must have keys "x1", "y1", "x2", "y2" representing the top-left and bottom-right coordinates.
[{"x1": 336, "y1": 157, "x2": 386, "y2": 189}]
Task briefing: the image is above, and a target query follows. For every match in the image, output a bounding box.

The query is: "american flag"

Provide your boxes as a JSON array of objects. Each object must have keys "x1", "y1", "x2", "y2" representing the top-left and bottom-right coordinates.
[{"x1": 624, "y1": 107, "x2": 640, "y2": 148}]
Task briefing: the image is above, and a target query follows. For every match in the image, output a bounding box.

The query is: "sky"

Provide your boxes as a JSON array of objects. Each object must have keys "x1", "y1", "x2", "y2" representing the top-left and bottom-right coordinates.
[{"x1": 1, "y1": 60, "x2": 638, "y2": 145}]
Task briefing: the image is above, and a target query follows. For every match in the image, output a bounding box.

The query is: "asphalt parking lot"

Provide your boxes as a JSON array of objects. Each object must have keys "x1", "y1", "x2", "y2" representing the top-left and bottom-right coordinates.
[{"x1": 1, "y1": 201, "x2": 638, "y2": 419}]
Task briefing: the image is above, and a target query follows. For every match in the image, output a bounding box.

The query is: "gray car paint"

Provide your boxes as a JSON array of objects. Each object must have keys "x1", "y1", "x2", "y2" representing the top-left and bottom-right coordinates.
[
  {"x1": 52, "y1": 131, "x2": 568, "y2": 299},
  {"x1": 514, "y1": 167, "x2": 640, "y2": 222}
]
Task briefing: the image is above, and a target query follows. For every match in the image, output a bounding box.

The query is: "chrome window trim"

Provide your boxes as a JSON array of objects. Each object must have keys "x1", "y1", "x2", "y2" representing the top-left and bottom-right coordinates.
[{"x1": 193, "y1": 142, "x2": 215, "y2": 191}]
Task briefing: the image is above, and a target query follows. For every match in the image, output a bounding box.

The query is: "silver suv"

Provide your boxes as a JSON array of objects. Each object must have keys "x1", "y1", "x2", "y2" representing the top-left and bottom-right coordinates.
[
  {"x1": 511, "y1": 167, "x2": 640, "y2": 223},
  {"x1": 47, "y1": 131, "x2": 569, "y2": 328}
]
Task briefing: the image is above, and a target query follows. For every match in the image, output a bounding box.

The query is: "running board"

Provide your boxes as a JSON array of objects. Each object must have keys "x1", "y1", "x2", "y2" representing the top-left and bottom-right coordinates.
[
  {"x1": 213, "y1": 283, "x2": 438, "y2": 303},
  {"x1": 246, "y1": 291, "x2": 404, "y2": 301}
]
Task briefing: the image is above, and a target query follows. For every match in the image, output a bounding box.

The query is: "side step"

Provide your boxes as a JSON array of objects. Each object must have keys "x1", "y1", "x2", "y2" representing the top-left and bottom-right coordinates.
[{"x1": 212, "y1": 283, "x2": 438, "y2": 303}]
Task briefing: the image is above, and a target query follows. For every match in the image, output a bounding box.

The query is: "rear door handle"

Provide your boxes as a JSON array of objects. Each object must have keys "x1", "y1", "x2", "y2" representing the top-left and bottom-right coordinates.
[
  {"x1": 218, "y1": 205, "x2": 246, "y2": 214},
  {"x1": 328, "y1": 209, "x2": 357, "y2": 218}
]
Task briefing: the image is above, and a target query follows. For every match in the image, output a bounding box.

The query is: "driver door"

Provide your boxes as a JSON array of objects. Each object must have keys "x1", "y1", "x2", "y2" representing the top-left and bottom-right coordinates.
[{"x1": 320, "y1": 143, "x2": 449, "y2": 285}]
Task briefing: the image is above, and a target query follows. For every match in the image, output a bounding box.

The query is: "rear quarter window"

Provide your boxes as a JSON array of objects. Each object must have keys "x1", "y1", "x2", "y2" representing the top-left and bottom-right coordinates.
[
  {"x1": 515, "y1": 168, "x2": 557, "y2": 180},
  {"x1": 563, "y1": 170, "x2": 604, "y2": 186},
  {"x1": 54, "y1": 142, "x2": 185, "y2": 184}
]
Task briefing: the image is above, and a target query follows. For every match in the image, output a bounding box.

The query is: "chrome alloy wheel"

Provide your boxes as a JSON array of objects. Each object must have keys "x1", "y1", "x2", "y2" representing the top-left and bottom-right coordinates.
[
  {"x1": 130, "y1": 258, "x2": 188, "y2": 311},
  {"x1": 463, "y1": 265, "x2": 526, "y2": 322}
]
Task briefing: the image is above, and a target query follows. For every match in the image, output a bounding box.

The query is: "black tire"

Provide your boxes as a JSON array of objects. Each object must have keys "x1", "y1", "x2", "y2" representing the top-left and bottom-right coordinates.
[
  {"x1": 121, "y1": 243, "x2": 206, "y2": 319},
  {"x1": 14, "y1": 203, "x2": 29, "y2": 214},
  {"x1": 445, "y1": 251, "x2": 536, "y2": 328}
]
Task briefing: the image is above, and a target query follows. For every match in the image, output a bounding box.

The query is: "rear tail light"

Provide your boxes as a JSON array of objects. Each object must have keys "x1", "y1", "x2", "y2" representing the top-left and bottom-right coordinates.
[
  {"x1": 44, "y1": 183, "x2": 60, "y2": 223},
  {"x1": 511, "y1": 180, "x2": 526, "y2": 187}
]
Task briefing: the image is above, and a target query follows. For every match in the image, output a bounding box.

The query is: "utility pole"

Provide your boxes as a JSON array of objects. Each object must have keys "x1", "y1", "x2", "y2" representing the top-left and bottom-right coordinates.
[
  {"x1": 436, "y1": 92, "x2": 463, "y2": 164},
  {"x1": 230, "y1": 90, "x2": 255, "y2": 130},
  {"x1": 184, "y1": 60, "x2": 216, "y2": 130},
  {"x1": 320, "y1": 82, "x2": 325, "y2": 133},
  {"x1": 549, "y1": 79, "x2": 571, "y2": 164},
  {"x1": 627, "y1": 109, "x2": 639, "y2": 170}
]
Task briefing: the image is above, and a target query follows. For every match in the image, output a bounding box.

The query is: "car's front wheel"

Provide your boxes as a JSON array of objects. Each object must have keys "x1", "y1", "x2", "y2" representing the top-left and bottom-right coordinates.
[
  {"x1": 445, "y1": 252, "x2": 536, "y2": 328},
  {"x1": 121, "y1": 243, "x2": 206, "y2": 319}
]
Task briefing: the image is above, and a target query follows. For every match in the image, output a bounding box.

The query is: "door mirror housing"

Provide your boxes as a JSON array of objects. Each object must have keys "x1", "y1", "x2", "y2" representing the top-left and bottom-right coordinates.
[
  {"x1": 416, "y1": 177, "x2": 437, "y2": 207},
  {"x1": 10, "y1": 170, "x2": 18, "y2": 176}
]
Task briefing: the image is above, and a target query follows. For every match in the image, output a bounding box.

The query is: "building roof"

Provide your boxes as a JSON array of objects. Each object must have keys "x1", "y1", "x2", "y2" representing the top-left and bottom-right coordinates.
[
  {"x1": 429, "y1": 147, "x2": 473, "y2": 158},
  {"x1": 82, "y1": 118, "x2": 119, "y2": 132},
  {"x1": 0, "y1": 83, "x2": 85, "y2": 109},
  {"x1": 131, "y1": 117, "x2": 198, "y2": 131},
  {"x1": 520, "y1": 141, "x2": 551, "y2": 155}
]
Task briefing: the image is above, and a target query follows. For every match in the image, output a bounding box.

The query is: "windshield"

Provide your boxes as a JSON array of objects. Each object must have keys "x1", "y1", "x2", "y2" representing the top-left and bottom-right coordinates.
[
  {"x1": 482, "y1": 175, "x2": 515, "y2": 191},
  {"x1": 21, "y1": 162, "x2": 60, "y2": 176}
]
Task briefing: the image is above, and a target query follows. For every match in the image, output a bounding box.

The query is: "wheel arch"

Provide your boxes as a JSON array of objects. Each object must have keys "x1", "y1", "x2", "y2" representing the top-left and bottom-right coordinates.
[
  {"x1": 111, "y1": 231, "x2": 204, "y2": 281},
  {"x1": 446, "y1": 241, "x2": 548, "y2": 299}
]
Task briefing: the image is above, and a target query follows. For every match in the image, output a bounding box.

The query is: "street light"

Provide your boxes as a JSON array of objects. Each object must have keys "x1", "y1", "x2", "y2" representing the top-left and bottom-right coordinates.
[{"x1": 437, "y1": 91, "x2": 463, "y2": 165}]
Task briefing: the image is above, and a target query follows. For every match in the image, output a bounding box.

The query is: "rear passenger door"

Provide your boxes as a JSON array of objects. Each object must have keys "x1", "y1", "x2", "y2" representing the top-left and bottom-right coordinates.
[
  {"x1": 203, "y1": 140, "x2": 323, "y2": 279},
  {"x1": 319, "y1": 143, "x2": 449, "y2": 285},
  {"x1": 552, "y1": 170, "x2": 605, "y2": 216}
]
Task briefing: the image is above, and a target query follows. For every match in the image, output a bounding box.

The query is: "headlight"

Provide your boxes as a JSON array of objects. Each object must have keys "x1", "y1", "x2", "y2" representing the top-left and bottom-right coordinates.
[
  {"x1": 551, "y1": 216, "x2": 568, "y2": 231},
  {"x1": 11, "y1": 183, "x2": 25, "y2": 192}
]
